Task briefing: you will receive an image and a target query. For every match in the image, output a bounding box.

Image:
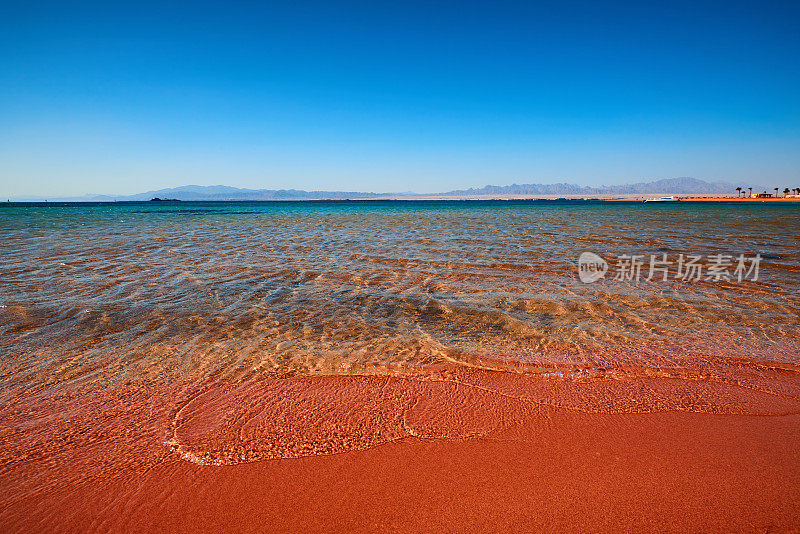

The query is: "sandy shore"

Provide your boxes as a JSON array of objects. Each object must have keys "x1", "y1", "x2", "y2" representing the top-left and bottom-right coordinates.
[
  {"x1": 679, "y1": 196, "x2": 800, "y2": 202},
  {"x1": 2, "y1": 410, "x2": 798, "y2": 532},
  {"x1": 605, "y1": 195, "x2": 800, "y2": 202},
  {"x1": 1, "y1": 371, "x2": 799, "y2": 532}
]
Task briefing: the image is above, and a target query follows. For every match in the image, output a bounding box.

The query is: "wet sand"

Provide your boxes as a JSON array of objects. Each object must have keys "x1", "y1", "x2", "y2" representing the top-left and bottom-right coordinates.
[
  {"x1": 1, "y1": 371, "x2": 799, "y2": 533},
  {"x1": 2, "y1": 201, "x2": 799, "y2": 531}
]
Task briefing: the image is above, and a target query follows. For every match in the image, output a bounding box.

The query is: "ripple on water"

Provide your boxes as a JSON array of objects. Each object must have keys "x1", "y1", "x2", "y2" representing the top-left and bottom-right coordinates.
[{"x1": 0, "y1": 201, "x2": 799, "y2": 465}]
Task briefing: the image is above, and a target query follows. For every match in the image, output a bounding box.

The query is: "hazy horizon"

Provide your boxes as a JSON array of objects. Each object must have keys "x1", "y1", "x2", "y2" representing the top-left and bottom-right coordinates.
[
  {"x1": 9, "y1": 176, "x2": 789, "y2": 202},
  {"x1": 4, "y1": 176, "x2": 785, "y2": 200}
]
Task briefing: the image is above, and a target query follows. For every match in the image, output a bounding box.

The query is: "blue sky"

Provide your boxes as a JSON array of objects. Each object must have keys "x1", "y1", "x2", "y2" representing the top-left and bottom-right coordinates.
[{"x1": 1, "y1": 0, "x2": 799, "y2": 196}]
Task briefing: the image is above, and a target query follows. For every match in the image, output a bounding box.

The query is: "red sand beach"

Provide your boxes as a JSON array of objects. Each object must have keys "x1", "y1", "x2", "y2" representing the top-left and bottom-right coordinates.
[
  {"x1": 3, "y1": 201, "x2": 799, "y2": 532},
  {"x1": 1, "y1": 370, "x2": 799, "y2": 533}
]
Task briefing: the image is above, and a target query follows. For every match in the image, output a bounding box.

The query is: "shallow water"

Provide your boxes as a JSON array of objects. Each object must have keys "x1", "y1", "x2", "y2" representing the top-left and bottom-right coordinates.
[
  {"x1": 3, "y1": 200, "x2": 799, "y2": 382},
  {"x1": 1, "y1": 200, "x2": 799, "y2": 466}
]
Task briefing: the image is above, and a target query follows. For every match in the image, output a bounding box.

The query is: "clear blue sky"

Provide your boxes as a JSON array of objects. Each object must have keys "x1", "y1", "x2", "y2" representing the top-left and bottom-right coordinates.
[{"x1": 1, "y1": 0, "x2": 799, "y2": 196}]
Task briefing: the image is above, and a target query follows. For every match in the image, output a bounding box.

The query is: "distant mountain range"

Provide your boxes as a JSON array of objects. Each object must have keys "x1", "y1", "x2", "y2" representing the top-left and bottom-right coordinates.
[
  {"x1": 442, "y1": 177, "x2": 747, "y2": 196},
  {"x1": 83, "y1": 185, "x2": 385, "y2": 202},
  {"x1": 14, "y1": 177, "x2": 750, "y2": 201}
]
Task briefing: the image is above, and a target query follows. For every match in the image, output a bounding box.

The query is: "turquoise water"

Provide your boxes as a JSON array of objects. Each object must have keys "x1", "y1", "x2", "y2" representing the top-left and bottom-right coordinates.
[{"x1": 2, "y1": 200, "x2": 799, "y2": 388}]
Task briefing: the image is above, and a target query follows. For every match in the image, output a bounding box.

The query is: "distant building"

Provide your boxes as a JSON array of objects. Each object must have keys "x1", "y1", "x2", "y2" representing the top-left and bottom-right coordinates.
[{"x1": 752, "y1": 193, "x2": 773, "y2": 198}]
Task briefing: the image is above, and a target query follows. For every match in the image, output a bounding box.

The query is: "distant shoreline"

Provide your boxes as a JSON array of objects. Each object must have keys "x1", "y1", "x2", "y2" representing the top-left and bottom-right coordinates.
[
  {"x1": 677, "y1": 196, "x2": 800, "y2": 202},
  {"x1": 5, "y1": 194, "x2": 800, "y2": 203},
  {"x1": 605, "y1": 195, "x2": 800, "y2": 202}
]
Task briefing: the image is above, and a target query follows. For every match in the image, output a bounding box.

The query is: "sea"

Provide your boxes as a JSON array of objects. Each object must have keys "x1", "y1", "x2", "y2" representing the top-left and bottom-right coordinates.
[{"x1": 1, "y1": 200, "x2": 799, "y2": 466}]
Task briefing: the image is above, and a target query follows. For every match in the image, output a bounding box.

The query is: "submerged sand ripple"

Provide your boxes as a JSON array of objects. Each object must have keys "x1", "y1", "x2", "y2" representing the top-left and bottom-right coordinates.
[{"x1": 164, "y1": 366, "x2": 800, "y2": 465}]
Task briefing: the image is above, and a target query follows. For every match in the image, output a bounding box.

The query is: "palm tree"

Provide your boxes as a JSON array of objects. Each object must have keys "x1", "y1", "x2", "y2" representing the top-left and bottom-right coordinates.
[
  {"x1": 748, "y1": 187, "x2": 753, "y2": 198},
  {"x1": 736, "y1": 187, "x2": 742, "y2": 197},
  {"x1": 784, "y1": 188, "x2": 790, "y2": 197},
  {"x1": 774, "y1": 187, "x2": 779, "y2": 197}
]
